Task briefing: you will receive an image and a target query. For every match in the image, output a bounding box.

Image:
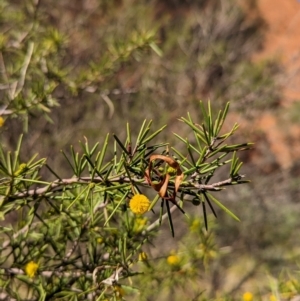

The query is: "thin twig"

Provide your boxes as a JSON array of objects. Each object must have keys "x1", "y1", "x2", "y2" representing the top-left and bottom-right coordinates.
[
  {"x1": 14, "y1": 42, "x2": 34, "y2": 98},
  {"x1": 9, "y1": 175, "x2": 246, "y2": 199},
  {"x1": 101, "y1": 92, "x2": 115, "y2": 119},
  {"x1": 1, "y1": 267, "x2": 92, "y2": 278},
  {"x1": 146, "y1": 204, "x2": 178, "y2": 231}
]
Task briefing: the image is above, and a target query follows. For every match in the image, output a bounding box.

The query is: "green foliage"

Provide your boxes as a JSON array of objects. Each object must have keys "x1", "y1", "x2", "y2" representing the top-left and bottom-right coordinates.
[
  {"x1": 1, "y1": 1, "x2": 296, "y2": 301},
  {"x1": 0, "y1": 100, "x2": 252, "y2": 300},
  {"x1": 0, "y1": 0, "x2": 161, "y2": 131}
]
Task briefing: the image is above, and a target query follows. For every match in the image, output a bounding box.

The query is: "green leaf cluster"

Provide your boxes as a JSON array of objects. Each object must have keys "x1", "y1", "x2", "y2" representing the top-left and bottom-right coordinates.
[{"x1": 0, "y1": 100, "x2": 251, "y2": 300}]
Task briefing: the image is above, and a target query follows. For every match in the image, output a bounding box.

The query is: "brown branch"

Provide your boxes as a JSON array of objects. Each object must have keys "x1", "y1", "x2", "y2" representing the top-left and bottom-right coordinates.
[
  {"x1": 184, "y1": 175, "x2": 247, "y2": 191},
  {"x1": 9, "y1": 175, "x2": 246, "y2": 199},
  {"x1": 1, "y1": 267, "x2": 92, "y2": 278},
  {"x1": 1, "y1": 264, "x2": 121, "y2": 280}
]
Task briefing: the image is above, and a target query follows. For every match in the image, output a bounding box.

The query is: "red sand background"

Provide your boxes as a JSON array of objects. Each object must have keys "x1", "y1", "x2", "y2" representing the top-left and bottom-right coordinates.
[
  {"x1": 246, "y1": 1, "x2": 300, "y2": 169},
  {"x1": 256, "y1": 0, "x2": 300, "y2": 104}
]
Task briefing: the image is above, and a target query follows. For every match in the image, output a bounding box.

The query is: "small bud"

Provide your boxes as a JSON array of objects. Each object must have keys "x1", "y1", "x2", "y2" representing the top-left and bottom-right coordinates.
[
  {"x1": 14, "y1": 163, "x2": 28, "y2": 176},
  {"x1": 138, "y1": 251, "x2": 148, "y2": 261},
  {"x1": 192, "y1": 198, "x2": 201, "y2": 206}
]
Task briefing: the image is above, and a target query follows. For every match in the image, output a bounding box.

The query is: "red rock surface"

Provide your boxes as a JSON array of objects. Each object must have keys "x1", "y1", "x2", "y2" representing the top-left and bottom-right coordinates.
[
  {"x1": 250, "y1": 1, "x2": 300, "y2": 170},
  {"x1": 255, "y1": 0, "x2": 300, "y2": 105}
]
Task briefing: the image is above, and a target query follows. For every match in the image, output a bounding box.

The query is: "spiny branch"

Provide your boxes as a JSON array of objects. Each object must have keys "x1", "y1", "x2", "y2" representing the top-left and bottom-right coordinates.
[{"x1": 7, "y1": 175, "x2": 247, "y2": 200}]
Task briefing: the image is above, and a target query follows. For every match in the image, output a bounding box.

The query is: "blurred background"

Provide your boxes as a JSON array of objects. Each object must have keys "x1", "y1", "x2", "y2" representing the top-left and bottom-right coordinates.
[{"x1": 1, "y1": 0, "x2": 300, "y2": 299}]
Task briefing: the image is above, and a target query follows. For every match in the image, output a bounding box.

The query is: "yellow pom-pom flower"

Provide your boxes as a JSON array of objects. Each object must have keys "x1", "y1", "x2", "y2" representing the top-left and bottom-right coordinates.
[
  {"x1": 243, "y1": 292, "x2": 253, "y2": 301},
  {"x1": 25, "y1": 261, "x2": 39, "y2": 278},
  {"x1": 0, "y1": 116, "x2": 4, "y2": 127},
  {"x1": 129, "y1": 194, "x2": 150, "y2": 215},
  {"x1": 167, "y1": 252, "x2": 180, "y2": 266},
  {"x1": 269, "y1": 294, "x2": 277, "y2": 301}
]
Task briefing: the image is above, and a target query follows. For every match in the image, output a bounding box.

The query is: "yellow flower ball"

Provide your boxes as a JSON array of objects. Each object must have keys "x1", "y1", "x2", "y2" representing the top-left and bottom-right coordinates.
[
  {"x1": 243, "y1": 292, "x2": 253, "y2": 301},
  {"x1": 167, "y1": 254, "x2": 180, "y2": 266},
  {"x1": 269, "y1": 294, "x2": 277, "y2": 301},
  {"x1": 129, "y1": 194, "x2": 150, "y2": 215},
  {"x1": 25, "y1": 261, "x2": 39, "y2": 278},
  {"x1": 0, "y1": 116, "x2": 4, "y2": 127}
]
